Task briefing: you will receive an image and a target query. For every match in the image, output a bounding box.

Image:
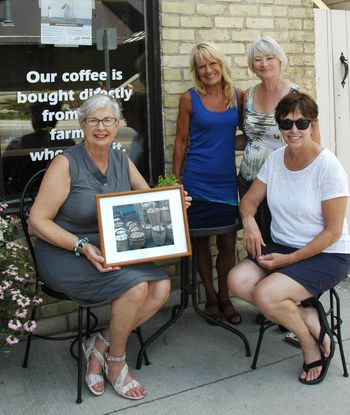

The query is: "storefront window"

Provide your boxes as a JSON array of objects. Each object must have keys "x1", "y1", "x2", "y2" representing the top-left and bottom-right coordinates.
[{"x1": 0, "y1": 0, "x2": 163, "y2": 208}]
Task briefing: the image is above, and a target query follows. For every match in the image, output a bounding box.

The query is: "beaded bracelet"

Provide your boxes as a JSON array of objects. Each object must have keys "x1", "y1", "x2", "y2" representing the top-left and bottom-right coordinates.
[{"x1": 73, "y1": 237, "x2": 89, "y2": 256}]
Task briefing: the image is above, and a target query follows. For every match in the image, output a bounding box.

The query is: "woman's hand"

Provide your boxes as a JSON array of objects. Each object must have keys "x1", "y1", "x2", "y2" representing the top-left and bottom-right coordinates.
[
  {"x1": 184, "y1": 191, "x2": 192, "y2": 209},
  {"x1": 242, "y1": 216, "x2": 265, "y2": 258},
  {"x1": 257, "y1": 253, "x2": 292, "y2": 270},
  {"x1": 82, "y1": 243, "x2": 121, "y2": 273}
]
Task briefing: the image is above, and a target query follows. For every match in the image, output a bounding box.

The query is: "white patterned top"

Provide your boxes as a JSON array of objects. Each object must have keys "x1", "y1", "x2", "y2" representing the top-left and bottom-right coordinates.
[{"x1": 239, "y1": 84, "x2": 299, "y2": 181}]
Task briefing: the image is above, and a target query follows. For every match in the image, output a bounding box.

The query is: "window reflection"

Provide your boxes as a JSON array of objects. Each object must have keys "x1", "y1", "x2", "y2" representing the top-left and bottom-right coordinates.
[{"x1": 0, "y1": 0, "x2": 149, "y2": 203}]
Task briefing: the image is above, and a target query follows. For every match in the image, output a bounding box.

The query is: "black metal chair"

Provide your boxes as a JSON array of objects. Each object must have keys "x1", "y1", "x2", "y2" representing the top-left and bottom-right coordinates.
[
  {"x1": 20, "y1": 169, "x2": 149, "y2": 403},
  {"x1": 251, "y1": 287, "x2": 349, "y2": 377}
]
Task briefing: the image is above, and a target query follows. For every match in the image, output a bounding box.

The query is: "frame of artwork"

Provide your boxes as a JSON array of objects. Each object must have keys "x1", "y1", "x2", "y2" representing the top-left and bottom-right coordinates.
[{"x1": 96, "y1": 185, "x2": 192, "y2": 267}]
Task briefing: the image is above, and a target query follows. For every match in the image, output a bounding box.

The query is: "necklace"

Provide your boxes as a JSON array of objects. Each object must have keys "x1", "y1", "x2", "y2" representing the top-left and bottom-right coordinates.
[{"x1": 83, "y1": 141, "x2": 109, "y2": 174}]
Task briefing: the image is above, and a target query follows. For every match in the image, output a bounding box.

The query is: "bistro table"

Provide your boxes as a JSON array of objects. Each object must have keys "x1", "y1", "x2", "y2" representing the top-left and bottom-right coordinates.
[{"x1": 136, "y1": 201, "x2": 251, "y2": 369}]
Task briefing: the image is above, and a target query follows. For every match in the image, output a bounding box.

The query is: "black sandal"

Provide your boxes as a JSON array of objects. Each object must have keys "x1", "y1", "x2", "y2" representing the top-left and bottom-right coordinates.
[
  {"x1": 204, "y1": 301, "x2": 221, "y2": 325},
  {"x1": 218, "y1": 300, "x2": 241, "y2": 325},
  {"x1": 298, "y1": 298, "x2": 335, "y2": 385},
  {"x1": 299, "y1": 354, "x2": 331, "y2": 385}
]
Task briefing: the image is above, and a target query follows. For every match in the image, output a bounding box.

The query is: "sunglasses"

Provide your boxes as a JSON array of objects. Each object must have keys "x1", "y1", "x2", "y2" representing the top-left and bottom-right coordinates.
[{"x1": 277, "y1": 118, "x2": 311, "y2": 130}]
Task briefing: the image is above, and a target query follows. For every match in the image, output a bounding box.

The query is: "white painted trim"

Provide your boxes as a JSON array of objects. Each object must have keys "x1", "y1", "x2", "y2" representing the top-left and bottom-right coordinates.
[
  {"x1": 314, "y1": 9, "x2": 336, "y2": 152},
  {"x1": 313, "y1": 0, "x2": 329, "y2": 9}
]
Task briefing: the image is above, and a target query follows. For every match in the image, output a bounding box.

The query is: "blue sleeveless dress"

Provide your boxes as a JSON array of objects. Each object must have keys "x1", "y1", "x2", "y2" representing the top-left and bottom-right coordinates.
[{"x1": 182, "y1": 88, "x2": 239, "y2": 206}]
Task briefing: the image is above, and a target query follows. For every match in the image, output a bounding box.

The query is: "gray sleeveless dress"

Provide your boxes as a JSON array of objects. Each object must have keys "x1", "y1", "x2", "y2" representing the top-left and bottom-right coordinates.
[{"x1": 34, "y1": 141, "x2": 168, "y2": 306}]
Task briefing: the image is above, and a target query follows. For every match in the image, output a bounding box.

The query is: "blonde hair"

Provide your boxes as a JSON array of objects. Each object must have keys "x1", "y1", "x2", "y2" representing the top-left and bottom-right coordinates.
[
  {"x1": 190, "y1": 42, "x2": 236, "y2": 108},
  {"x1": 247, "y1": 36, "x2": 287, "y2": 73}
]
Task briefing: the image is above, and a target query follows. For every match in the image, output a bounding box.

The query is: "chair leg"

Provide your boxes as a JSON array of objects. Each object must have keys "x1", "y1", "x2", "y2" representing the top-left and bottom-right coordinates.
[
  {"x1": 251, "y1": 315, "x2": 266, "y2": 369},
  {"x1": 251, "y1": 288, "x2": 349, "y2": 376},
  {"x1": 136, "y1": 326, "x2": 150, "y2": 366},
  {"x1": 86, "y1": 307, "x2": 91, "y2": 338},
  {"x1": 76, "y1": 306, "x2": 83, "y2": 404},
  {"x1": 22, "y1": 306, "x2": 37, "y2": 368},
  {"x1": 330, "y1": 289, "x2": 349, "y2": 377}
]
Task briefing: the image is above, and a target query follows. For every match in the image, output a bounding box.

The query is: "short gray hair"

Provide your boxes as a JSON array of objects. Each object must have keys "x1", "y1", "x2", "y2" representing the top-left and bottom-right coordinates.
[
  {"x1": 247, "y1": 36, "x2": 287, "y2": 73},
  {"x1": 76, "y1": 94, "x2": 121, "y2": 123}
]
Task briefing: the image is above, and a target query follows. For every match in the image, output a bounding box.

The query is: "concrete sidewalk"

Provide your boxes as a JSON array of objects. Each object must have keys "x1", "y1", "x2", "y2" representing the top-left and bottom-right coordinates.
[{"x1": 1, "y1": 281, "x2": 350, "y2": 415}]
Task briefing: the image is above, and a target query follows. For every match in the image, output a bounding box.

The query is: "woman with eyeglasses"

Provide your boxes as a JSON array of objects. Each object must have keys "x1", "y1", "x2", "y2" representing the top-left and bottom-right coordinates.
[
  {"x1": 29, "y1": 94, "x2": 191, "y2": 400},
  {"x1": 238, "y1": 36, "x2": 320, "y2": 241},
  {"x1": 228, "y1": 91, "x2": 350, "y2": 385},
  {"x1": 173, "y1": 41, "x2": 243, "y2": 325}
]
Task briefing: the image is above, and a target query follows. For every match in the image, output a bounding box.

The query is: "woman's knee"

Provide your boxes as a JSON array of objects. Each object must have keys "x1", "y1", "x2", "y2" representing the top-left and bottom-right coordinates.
[
  {"x1": 127, "y1": 281, "x2": 149, "y2": 304},
  {"x1": 158, "y1": 279, "x2": 171, "y2": 301},
  {"x1": 228, "y1": 264, "x2": 250, "y2": 296},
  {"x1": 253, "y1": 281, "x2": 279, "y2": 314},
  {"x1": 149, "y1": 279, "x2": 171, "y2": 305},
  {"x1": 228, "y1": 261, "x2": 264, "y2": 299},
  {"x1": 227, "y1": 266, "x2": 240, "y2": 293}
]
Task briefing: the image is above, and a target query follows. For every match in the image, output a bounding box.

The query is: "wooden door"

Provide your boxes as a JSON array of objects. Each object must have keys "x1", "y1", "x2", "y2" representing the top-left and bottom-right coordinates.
[{"x1": 315, "y1": 9, "x2": 350, "y2": 221}]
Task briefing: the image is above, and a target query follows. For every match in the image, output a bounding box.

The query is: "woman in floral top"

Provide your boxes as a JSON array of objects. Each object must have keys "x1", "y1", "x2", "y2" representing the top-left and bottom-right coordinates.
[{"x1": 238, "y1": 36, "x2": 320, "y2": 241}]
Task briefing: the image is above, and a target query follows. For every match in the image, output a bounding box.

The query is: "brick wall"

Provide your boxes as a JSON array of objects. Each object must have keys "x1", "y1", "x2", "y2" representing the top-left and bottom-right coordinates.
[
  {"x1": 160, "y1": 0, "x2": 317, "y2": 171},
  {"x1": 159, "y1": 0, "x2": 317, "y2": 303}
]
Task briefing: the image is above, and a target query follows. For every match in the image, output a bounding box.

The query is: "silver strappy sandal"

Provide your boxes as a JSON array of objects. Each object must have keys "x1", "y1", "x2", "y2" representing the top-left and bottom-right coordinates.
[
  {"x1": 104, "y1": 353, "x2": 146, "y2": 400},
  {"x1": 82, "y1": 332, "x2": 109, "y2": 396}
]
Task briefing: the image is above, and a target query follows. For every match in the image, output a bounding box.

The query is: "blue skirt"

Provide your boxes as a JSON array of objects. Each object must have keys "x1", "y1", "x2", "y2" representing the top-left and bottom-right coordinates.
[
  {"x1": 186, "y1": 200, "x2": 239, "y2": 230},
  {"x1": 248, "y1": 241, "x2": 350, "y2": 297}
]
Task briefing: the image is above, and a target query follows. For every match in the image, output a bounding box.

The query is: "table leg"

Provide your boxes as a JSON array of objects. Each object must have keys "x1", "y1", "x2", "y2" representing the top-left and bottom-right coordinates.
[
  {"x1": 191, "y1": 237, "x2": 251, "y2": 357},
  {"x1": 135, "y1": 256, "x2": 190, "y2": 369}
]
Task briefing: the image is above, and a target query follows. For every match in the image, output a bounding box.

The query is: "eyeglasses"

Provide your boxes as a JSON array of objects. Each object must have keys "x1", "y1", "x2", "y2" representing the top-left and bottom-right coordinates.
[
  {"x1": 277, "y1": 118, "x2": 311, "y2": 131},
  {"x1": 84, "y1": 117, "x2": 117, "y2": 127}
]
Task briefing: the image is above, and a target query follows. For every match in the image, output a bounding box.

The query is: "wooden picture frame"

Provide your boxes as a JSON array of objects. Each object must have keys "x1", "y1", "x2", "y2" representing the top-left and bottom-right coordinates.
[{"x1": 96, "y1": 185, "x2": 192, "y2": 267}]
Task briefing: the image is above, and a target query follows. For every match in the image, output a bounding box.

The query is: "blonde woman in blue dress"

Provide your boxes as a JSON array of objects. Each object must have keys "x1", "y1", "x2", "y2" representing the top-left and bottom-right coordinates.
[{"x1": 173, "y1": 42, "x2": 244, "y2": 324}]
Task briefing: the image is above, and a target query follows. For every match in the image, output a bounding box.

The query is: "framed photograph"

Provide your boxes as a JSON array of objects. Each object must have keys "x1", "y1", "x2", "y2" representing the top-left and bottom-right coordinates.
[{"x1": 96, "y1": 185, "x2": 192, "y2": 267}]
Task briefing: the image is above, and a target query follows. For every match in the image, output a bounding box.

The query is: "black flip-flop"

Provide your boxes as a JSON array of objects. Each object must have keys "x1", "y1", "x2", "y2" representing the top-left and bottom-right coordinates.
[
  {"x1": 298, "y1": 298, "x2": 335, "y2": 385},
  {"x1": 299, "y1": 353, "x2": 331, "y2": 385}
]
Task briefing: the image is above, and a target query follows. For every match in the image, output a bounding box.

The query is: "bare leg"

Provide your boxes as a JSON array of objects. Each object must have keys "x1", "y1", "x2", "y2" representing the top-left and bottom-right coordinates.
[
  {"x1": 216, "y1": 233, "x2": 235, "y2": 300},
  {"x1": 86, "y1": 279, "x2": 170, "y2": 396},
  {"x1": 227, "y1": 258, "x2": 267, "y2": 305},
  {"x1": 132, "y1": 279, "x2": 171, "y2": 328},
  {"x1": 106, "y1": 279, "x2": 170, "y2": 398},
  {"x1": 299, "y1": 306, "x2": 331, "y2": 357},
  {"x1": 84, "y1": 332, "x2": 109, "y2": 394},
  {"x1": 216, "y1": 233, "x2": 241, "y2": 323},
  {"x1": 196, "y1": 236, "x2": 217, "y2": 304},
  {"x1": 253, "y1": 273, "x2": 325, "y2": 382}
]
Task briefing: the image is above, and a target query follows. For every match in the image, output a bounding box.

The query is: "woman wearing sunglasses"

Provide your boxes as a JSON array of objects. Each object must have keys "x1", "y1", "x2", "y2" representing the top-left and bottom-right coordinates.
[{"x1": 228, "y1": 91, "x2": 350, "y2": 385}]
